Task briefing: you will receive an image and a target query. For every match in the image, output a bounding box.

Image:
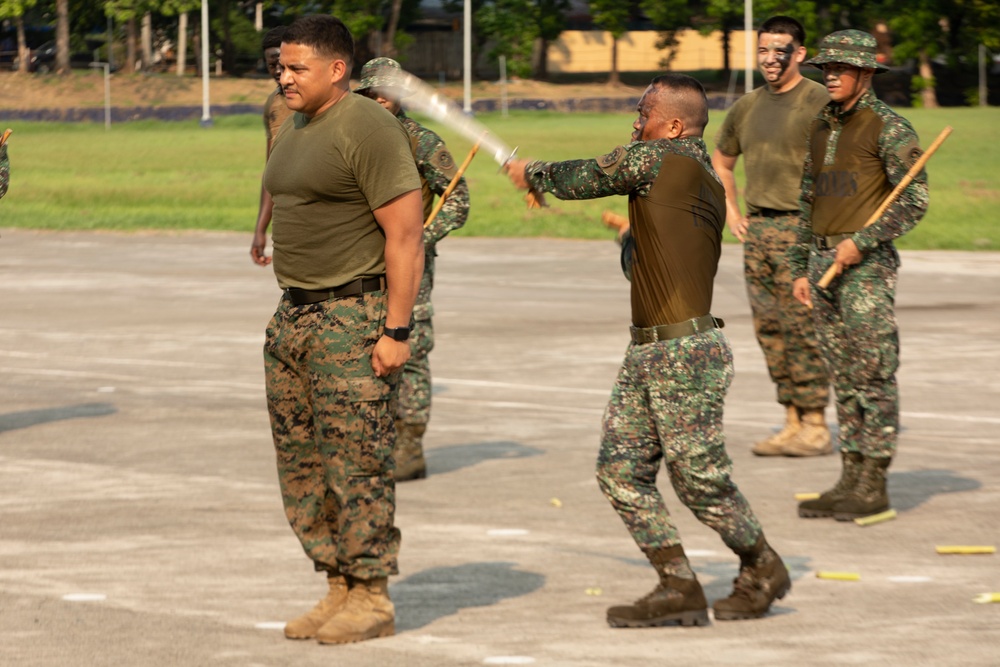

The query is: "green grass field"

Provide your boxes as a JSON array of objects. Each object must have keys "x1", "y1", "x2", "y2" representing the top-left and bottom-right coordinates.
[{"x1": 1, "y1": 107, "x2": 997, "y2": 250}]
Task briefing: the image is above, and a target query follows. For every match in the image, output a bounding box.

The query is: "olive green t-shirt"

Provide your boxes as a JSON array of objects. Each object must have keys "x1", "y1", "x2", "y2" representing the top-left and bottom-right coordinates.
[
  {"x1": 714, "y1": 78, "x2": 829, "y2": 212},
  {"x1": 264, "y1": 94, "x2": 420, "y2": 290}
]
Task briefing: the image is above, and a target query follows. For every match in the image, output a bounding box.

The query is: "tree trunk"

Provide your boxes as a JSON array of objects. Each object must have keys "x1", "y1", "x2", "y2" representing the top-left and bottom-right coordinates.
[
  {"x1": 918, "y1": 50, "x2": 939, "y2": 109},
  {"x1": 721, "y1": 27, "x2": 731, "y2": 78},
  {"x1": 608, "y1": 36, "x2": 620, "y2": 86},
  {"x1": 384, "y1": 0, "x2": 403, "y2": 58},
  {"x1": 55, "y1": 0, "x2": 70, "y2": 75},
  {"x1": 16, "y1": 15, "x2": 29, "y2": 75},
  {"x1": 126, "y1": 17, "x2": 137, "y2": 72},
  {"x1": 142, "y1": 12, "x2": 153, "y2": 72},
  {"x1": 177, "y1": 13, "x2": 189, "y2": 77},
  {"x1": 536, "y1": 37, "x2": 549, "y2": 80},
  {"x1": 220, "y1": 0, "x2": 235, "y2": 75}
]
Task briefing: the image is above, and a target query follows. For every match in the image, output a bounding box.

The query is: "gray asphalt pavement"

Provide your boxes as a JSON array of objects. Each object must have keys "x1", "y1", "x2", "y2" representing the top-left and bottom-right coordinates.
[{"x1": 1, "y1": 229, "x2": 998, "y2": 666}]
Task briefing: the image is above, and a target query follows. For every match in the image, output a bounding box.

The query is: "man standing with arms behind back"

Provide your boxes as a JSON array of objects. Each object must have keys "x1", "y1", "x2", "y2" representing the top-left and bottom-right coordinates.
[
  {"x1": 262, "y1": 15, "x2": 424, "y2": 645},
  {"x1": 713, "y1": 16, "x2": 833, "y2": 457}
]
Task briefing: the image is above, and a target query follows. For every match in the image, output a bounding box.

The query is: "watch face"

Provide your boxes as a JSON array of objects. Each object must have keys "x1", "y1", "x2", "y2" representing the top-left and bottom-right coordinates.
[{"x1": 385, "y1": 327, "x2": 410, "y2": 341}]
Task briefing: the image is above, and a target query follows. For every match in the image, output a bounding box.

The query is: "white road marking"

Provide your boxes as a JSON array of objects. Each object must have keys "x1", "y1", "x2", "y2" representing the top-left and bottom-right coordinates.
[
  {"x1": 484, "y1": 658, "x2": 536, "y2": 665},
  {"x1": 254, "y1": 622, "x2": 287, "y2": 630},
  {"x1": 62, "y1": 593, "x2": 106, "y2": 602}
]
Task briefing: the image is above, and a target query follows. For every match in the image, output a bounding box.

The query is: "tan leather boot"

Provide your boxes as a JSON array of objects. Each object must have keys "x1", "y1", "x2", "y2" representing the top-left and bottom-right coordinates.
[
  {"x1": 782, "y1": 409, "x2": 832, "y2": 456},
  {"x1": 393, "y1": 421, "x2": 427, "y2": 482},
  {"x1": 316, "y1": 577, "x2": 395, "y2": 644},
  {"x1": 751, "y1": 405, "x2": 800, "y2": 456},
  {"x1": 284, "y1": 574, "x2": 349, "y2": 640}
]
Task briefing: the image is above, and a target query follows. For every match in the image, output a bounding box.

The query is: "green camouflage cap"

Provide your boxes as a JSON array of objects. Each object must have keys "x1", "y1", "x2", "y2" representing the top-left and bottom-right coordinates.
[
  {"x1": 355, "y1": 57, "x2": 411, "y2": 96},
  {"x1": 806, "y1": 29, "x2": 889, "y2": 73}
]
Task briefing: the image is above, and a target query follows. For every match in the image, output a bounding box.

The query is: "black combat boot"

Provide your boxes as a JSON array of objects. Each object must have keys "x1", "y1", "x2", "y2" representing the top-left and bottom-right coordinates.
[
  {"x1": 832, "y1": 456, "x2": 891, "y2": 521},
  {"x1": 798, "y1": 451, "x2": 865, "y2": 518},
  {"x1": 713, "y1": 536, "x2": 791, "y2": 621},
  {"x1": 606, "y1": 546, "x2": 709, "y2": 628}
]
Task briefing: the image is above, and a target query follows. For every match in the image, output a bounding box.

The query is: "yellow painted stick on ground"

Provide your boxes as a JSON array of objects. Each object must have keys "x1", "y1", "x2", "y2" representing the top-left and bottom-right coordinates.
[
  {"x1": 855, "y1": 509, "x2": 897, "y2": 526},
  {"x1": 935, "y1": 546, "x2": 996, "y2": 555},
  {"x1": 795, "y1": 492, "x2": 820, "y2": 501},
  {"x1": 973, "y1": 593, "x2": 1000, "y2": 604},
  {"x1": 816, "y1": 571, "x2": 861, "y2": 581}
]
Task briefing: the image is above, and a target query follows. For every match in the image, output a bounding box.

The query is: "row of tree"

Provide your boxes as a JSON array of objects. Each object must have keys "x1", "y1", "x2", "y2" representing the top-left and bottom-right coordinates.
[{"x1": 2, "y1": 0, "x2": 998, "y2": 105}]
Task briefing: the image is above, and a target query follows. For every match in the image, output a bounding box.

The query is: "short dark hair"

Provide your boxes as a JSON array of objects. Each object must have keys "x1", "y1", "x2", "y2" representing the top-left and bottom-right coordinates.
[
  {"x1": 649, "y1": 73, "x2": 709, "y2": 134},
  {"x1": 283, "y1": 15, "x2": 355, "y2": 67},
  {"x1": 262, "y1": 26, "x2": 287, "y2": 52},
  {"x1": 759, "y1": 16, "x2": 806, "y2": 47}
]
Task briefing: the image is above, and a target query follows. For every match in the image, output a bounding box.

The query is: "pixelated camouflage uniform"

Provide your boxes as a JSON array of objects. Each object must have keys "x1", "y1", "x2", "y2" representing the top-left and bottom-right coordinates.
[
  {"x1": 396, "y1": 113, "x2": 470, "y2": 427},
  {"x1": 744, "y1": 211, "x2": 829, "y2": 410},
  {"x1": 716, "y1": 80, "x2": 831, "y2": 411},
  {"x1": 264, "y1": 291, "x2": 401, "y2": 579},
  {"x1": 788, "y1": 88, "x2": 928, "y2": 459},
  {"x1": 526, "y1": 138, "x2": 763, "y2": 553},
  {"x1": 0, "y1": 143, "x2": 9, "y2": 200}
]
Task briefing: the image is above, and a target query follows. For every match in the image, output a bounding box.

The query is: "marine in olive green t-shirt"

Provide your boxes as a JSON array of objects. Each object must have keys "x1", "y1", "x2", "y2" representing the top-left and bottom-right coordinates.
[
  {"x1": 714, "y1": 78, "x2": 829, "y2": 212},
  {"x1": 263, "y1": 93, "x2": 420, "y2": 290}
]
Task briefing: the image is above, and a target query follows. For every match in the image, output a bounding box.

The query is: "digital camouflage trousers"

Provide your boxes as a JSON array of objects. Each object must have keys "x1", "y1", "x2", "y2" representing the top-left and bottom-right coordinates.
[
  {"x1": 808, "y1": 244, "x2": 901, "y2": 459},
  {"x1": 597, "y1": 328, "x2": 763, "y2": 554},
  {"x1": 397, "y1": 316, "x2": 434, "y2": 426},
  {"x1": 745, "y1": 213, "x2": 830, "y2": 409},
  {"x1": 263, "y1": 290, "x2": 401, "y2": 580}
]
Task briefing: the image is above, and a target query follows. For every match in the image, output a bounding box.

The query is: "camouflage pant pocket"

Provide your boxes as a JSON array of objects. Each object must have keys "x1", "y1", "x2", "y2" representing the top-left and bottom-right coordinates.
[{"x1": 345, "y1": 377, "x2": 394, "y2": 476}]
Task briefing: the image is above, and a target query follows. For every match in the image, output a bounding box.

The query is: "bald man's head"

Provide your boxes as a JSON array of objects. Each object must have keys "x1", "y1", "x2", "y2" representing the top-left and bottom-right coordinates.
[{"x1": 648, "y1": 74, "x2": 710, "y2": 137}]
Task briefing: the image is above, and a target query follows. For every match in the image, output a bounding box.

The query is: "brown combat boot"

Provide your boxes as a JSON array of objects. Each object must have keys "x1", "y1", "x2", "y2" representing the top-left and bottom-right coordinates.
[
  {"x1": 751, "y1": 405, "x2": 801, "y2": 456},
  {"x1": 394, "y1": 421, "x2": 427, "y2": 482},
  {"x1": 832, "y1": 456, "x2": 891, "y2": 521},
  {"x1": 606, "y1": 545, "x2": 709, "y2": 628},
  {"x1": 782, "y1": 409, "x2": 832, "y2": 457},
  {"x1": 712, "y1": 537, "x2": 791, "y2": 621},
  {"x1": 798, "y1": 451, "x2": 864, "y2": 518},
  {"x1": 315, "y1": 576, "x2": 395, "y2": 644},
  {"x1": 283, "y1": 573, "x2": 349, "y2": 640}
]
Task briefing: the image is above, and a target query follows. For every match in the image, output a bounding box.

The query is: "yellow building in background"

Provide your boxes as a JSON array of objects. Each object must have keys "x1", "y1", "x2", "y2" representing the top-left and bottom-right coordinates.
[{"x1": 547, "y1": 29, "x2": 753, "y2": 73}]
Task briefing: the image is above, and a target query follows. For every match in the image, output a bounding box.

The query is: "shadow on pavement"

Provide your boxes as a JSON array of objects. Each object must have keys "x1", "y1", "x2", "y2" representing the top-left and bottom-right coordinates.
[
  {"x1": 890, "y1": 468, "x2": 981, "y2": 512},
  {"x1": 427, "y1": 441, "x2": 545, "y2": 475},
  {"x1": 0, "y1": 402, "x2": 117, "y2": 434},
  {"x1": 392, "y1": 561, "x2": 545, "y2": 631}
]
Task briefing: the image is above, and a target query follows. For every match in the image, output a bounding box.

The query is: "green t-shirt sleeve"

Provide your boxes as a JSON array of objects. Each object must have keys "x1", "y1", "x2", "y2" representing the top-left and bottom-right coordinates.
[
  {"x1": 354, "y1": 121, "x2": 421, "y2": 211},
  {"x1": 714, "y1": 95, "x2": 748, "y2": 157}
]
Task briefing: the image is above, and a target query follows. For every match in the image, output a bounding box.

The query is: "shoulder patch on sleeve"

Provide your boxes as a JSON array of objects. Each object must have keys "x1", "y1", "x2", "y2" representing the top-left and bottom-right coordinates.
[
  {"x1": 431, "y1": 147, "x2": 458, "y2": 177},
  {"x1": 596, "y1": 145, "x2": 626, "y2": 174},
  {"x1": 906, "y1": 145, "x2": 924, "y2": 168}
]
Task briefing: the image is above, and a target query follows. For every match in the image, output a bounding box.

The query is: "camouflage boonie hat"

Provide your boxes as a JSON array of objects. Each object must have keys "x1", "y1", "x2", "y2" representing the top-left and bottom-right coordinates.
[
  {"x1": 806, "y1": 29, "x2": 888, "y2": 73},
  {"x1": 355, "y1": 57, "x2": 411, "y2": 96}
]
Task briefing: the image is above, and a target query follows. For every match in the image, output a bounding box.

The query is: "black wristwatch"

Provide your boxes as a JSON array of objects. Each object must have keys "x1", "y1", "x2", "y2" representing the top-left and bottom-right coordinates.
[{"x1": 382, "y1": 326, "x2": 411, "y2": 342}]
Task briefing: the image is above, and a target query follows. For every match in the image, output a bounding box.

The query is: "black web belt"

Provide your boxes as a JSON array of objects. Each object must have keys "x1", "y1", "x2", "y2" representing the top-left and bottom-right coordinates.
[
  {"x1": 630, "y1": 315, "x2": 725, "y2": 345},
  {"x1": 753, "y1": 208, "x2": 800, "y2": 218},
  {"x1": 284, "y1": 275, "x2": 386, "y2": 306}
]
